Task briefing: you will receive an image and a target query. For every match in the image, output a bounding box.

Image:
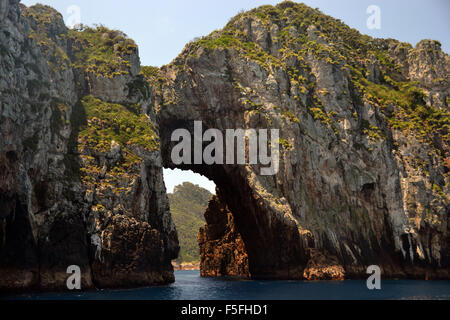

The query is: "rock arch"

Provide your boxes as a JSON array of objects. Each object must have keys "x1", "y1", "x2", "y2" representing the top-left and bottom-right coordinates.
[{"x1": 158, "y1": 115, "x2": 307, "y2": 279}]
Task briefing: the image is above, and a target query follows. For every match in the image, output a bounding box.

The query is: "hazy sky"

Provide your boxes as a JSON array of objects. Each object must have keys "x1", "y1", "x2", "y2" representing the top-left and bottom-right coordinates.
[{"x1": 20, "y1": 0, "x2": 449, "y2": 193}]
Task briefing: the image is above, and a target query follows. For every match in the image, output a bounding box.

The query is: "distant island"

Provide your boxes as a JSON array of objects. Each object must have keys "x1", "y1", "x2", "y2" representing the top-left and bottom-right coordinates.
[{"x1": 168, "y1": 182, "x2": 212, "y2": 268}]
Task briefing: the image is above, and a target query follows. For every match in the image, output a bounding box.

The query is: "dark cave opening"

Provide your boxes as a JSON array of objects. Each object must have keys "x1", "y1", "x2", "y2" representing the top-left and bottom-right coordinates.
[{"x1": 158, "y1": 118, "x2": 306, "y2": 280}]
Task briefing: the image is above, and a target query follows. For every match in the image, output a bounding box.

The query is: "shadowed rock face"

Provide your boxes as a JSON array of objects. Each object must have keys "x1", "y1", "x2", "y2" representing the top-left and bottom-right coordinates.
[
  {"x1": 199, "y1": 193, "x2": 250, "y2": 278},
  {"x1": 0, "y1": 1, "x2": 177, "y2": 291},
  {"x1": 156, "y1": 2, "x2": 449, "y2": 279}
]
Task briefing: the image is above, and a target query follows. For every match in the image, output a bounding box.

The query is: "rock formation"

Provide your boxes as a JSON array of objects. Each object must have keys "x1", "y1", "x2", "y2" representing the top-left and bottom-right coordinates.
[
  {"x1": 155, "y1": 2, "x2": 449, "y2": 280},
  {"x1": 198, "y1": 193, "x2": 250, "y2": 277},
  {"x1": 0, "y1": 1, "x2": 177, "y2": 291},
  {"x1": 0, "y1": 1, "x2": 449, "y2": 292},
  {"x1": 172, "y1": 261, "x2": 200, "y2": 271}
]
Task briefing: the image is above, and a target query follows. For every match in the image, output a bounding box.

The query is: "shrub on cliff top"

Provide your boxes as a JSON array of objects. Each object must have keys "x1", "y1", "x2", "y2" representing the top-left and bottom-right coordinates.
[
  {"x1": 68, "y1": 25, "x2": 137, "y2": 78},
  {"x1": 22, "y1": 5, "x2": 70, "y2": 71}
]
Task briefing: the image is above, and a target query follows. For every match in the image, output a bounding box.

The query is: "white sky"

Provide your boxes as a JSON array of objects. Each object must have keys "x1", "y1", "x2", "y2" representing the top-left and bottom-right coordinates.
[
  {"x1": 164, "y1": 168, "x2": 216, "y2": 194},
  {"x1": 20, "y1": 0, "x2": 449, "y2": 191}
]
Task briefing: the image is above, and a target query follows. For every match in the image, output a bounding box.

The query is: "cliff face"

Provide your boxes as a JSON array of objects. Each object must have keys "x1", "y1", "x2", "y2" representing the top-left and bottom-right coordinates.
[
  {"x1": 0, "y1": 1, "x2": 178, "y2": 291},
  {"x1": 155, "y1": 2, "x2": 449, "y2": 279},
  {"x1": 0, "y1": 1, "x2": 449, "y2": 292},
  {"x1": 199, "y1": 192, "x2": 250, "y2": 278}
]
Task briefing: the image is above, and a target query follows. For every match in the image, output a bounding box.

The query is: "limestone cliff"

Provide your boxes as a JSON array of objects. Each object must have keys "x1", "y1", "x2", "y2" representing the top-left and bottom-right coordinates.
[
  {"x1": 154, "y1": 2, "x2": 449, "y2": 279},
  {"x1": 0, "y1": 1, "x2": 178, "y2": 291},
  {"x1": 198, "y1": 192, "x2": 250, "y2": 278},
  {"x1": 168, "y1": 182, "x2": 211, "y2": 264},
  {"x1": 0, "y1": 0, "x2": 449, "y2": 293}
]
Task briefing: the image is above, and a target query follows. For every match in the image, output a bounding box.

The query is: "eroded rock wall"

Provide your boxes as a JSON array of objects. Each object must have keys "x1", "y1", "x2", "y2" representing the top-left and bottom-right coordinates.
[
  {"x1": 155, "y1": 3, "x2": 449, "y2": 279},
  {"x1": 1, "y1": 1, "x2": 449, "y2": 291},
  {"x1": 198, "y1": 193, "x2": 250, "y2": 278}
]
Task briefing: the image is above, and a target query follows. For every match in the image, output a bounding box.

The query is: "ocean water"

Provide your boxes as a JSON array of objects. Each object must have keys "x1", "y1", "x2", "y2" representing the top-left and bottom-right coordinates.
[{"x1": 5, "y1": 270, "x2": 450, "y2": 300}]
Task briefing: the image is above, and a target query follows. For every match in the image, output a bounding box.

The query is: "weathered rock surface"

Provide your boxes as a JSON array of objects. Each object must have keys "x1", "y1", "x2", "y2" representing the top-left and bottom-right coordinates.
[
  {"x1": 302, "y1": 249, "x2": 345, "y2": 280},
  {"x1": 172, "y1": 261, "x2": 200, "y2": 270},
  {"x1": 154, "y1": 2, "x2": 449, "y2": 280},
  {"x1": 0, "y1": 1, "x2": 178, "y2": 292}
]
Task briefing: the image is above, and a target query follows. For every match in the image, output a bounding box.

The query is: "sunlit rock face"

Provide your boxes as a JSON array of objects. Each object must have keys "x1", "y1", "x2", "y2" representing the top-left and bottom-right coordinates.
[
  {"x1": 155, "y1": 2, "x2": 449, "y2": 280},
  {"x1": 0, "y1": 2, "x2": 177, "y2": 292},
  {"x1": 0, "y1": 1, "x2": 449, "y2": 293}
]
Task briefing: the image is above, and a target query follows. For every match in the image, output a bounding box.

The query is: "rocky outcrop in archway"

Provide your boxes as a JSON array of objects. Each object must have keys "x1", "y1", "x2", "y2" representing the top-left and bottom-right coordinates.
[{"x1": 0, "y1": 1, "x2": 449, "y2": 292}]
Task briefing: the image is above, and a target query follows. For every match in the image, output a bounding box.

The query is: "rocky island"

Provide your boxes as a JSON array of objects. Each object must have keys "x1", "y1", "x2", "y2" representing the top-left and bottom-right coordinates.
[{"x1": 0, "y1": 0, "x2": 448, "y2": 292}]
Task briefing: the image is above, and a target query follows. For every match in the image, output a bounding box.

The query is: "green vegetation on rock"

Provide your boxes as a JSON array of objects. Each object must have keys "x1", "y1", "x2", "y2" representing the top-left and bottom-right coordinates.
[
  {"x1": 22, "y1": 5, "x2": 70, "y2": 72},
  {"x1": 168, "y1": 182, "x2": 212, "y2": 263},
  {"x1": 181, "y1": 1, "x2": 372, "y2": 72},
  {"x1": 68, "y1": 25, "x2": 137, "y2": 77},
  {"x1": 354, "y1": 77, "x2": 449, "y2": 145},
  {"x1": 172, "y1": 1, "x2": 448, "y2": 164},
  {"x1": 77, "y1": 96, "x2": 159, "y2": 192}
]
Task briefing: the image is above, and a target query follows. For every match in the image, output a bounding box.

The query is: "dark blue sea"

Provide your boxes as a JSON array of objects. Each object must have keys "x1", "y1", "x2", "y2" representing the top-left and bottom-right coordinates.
[{"x1": 5, "y1": 270, "x2": 450, "y2": 300}]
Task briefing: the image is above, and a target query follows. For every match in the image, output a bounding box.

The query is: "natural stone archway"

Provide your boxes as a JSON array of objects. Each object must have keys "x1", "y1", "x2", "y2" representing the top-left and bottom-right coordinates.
[
  {"x1": 154, "y1": 53, "x2": 382, "y2": 280},
  {"x1": 198, "y1": 193, "x2": 250, "y2": 278}
]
